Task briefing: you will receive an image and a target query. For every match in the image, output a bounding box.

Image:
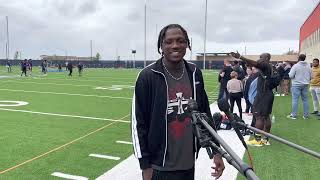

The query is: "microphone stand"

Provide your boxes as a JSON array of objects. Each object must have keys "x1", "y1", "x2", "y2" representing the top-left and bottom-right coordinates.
[
  {"x1": 191, "y1": 111, "x2": 260, "y2": 180},
  {"x1": 232, "y1": 115, "x2": 320, "y2": 159},
  {"x1": 217, "y1": 99, "x2": 320, "y2": 160}
]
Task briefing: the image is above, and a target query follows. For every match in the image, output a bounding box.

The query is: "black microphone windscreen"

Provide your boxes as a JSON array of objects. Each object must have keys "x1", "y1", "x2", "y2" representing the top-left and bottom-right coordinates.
[
  {"x1": 218, "y1": 98, "x2": 230, "y2": 112},
  {"x1": 187, "y1": 99, "x2": 198, "y2": 112}
]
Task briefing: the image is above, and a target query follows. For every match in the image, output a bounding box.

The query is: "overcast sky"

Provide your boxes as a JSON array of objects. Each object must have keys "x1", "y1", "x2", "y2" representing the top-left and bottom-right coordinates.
[{"x1": 0, "y1": 0, "x2": 319, "y2": 60}]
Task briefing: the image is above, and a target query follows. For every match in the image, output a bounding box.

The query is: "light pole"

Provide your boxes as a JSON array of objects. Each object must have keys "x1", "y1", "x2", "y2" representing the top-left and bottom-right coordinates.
[
  {"x1": 144, "y1": 0, "x2": 147, "y2": 67},
  {"x1": 203, "y1": 0, "x2": 208, "y2": 70},
  {"x1": 6, "y1": 16, "x2": 9, "y2": 60},
  {"x1": 90, "y1": 40, "x2": 93, "y2": 61},
  {"x1": 131, "y1": 49, "x2": 136, "y2": 68}
]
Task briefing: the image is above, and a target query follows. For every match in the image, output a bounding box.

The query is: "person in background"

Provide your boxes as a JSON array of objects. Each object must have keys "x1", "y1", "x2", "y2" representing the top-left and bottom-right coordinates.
[
  {"x1": 21, "y1": 59, "x2": 27, "y2": 77},
  {"x1": 218, "y1": 59, "x2": 233, "y2": 100},
  {"x1": 231, "y1": 52, "x2": 274, "y2": 146},
  {"x1": 78, "y1": 62, "x2": 84, "y2": 76},
  {"x1": 227, "y1": 71, "x2": 243, "y2": 119},
  {"x1": 287, "y1": 54, "x2": 312, "y2": 120},
  {"x1": 243, "y1": 67, "x2": 259, "y2": 114},
  {"x1": 67, "y1": 61, "x2": 73, "y2": 76},
  {"x1": 232, "y1": 60, "x2": 245, "y2": 80},
  {"x1": 281, "y1": 62, "x2": 291, "y2": 96},
  {"x1": 58, "y1": 63, "x2": 62, "y2": 72},
  {"x1": 274, "y1": 62, "x2": 285, "y2": 96},
  {"x1": 309, "y1": 58, "x2": 320, "y2": 117},
  {"x1": 41, "y1": 60, "x2": 48, "y2": 74},
  {"x1": 6, "y1": 61, "x2": 11, "y2": 73}
]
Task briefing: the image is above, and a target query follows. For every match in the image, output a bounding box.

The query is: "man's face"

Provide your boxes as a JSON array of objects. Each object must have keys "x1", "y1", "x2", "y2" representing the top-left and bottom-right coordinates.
[
  {"x1": 161, "y1": 28, "x2": 187, "y2": 63},
  {"x1": 313, "y1": 60, "x2": 319, "y2": 67},
  {"x1": 246, "y1": 68, "x2": 252, "y2": 75},
  {"x1": 252, "y1": 67, "x2": 259, "y2": 73}
]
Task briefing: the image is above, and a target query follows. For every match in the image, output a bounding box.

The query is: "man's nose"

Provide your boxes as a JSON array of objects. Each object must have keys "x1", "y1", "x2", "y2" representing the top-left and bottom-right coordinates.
[{"x1": 172, "y1": 41, "x2": 179, "y2": 48}]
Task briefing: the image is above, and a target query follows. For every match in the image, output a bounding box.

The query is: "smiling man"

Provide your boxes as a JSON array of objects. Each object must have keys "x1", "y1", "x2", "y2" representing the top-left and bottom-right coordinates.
[{"x1": 131, "y1": 24, "x2": 224, "y2": 180}]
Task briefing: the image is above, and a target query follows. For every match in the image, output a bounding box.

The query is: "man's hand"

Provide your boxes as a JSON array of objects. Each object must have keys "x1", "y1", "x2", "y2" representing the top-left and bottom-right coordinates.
[
  {"x1": 142, "y1": 168, "x2": 153, "y2": 180},
  {"x1": 211, "y1": 155, "x2": 225, "y2": 179},
  {"x1": 220, "y1": 72, "x2": 225, "y2": 77},
  {"x1": 230, "y1": 52, "x2": 241, "y2": 59}
]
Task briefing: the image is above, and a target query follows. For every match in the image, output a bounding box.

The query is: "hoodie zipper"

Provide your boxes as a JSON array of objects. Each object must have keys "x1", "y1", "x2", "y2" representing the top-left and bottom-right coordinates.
[{"x1": 151, "y1": 69, "x2": 169, "y2": 167}]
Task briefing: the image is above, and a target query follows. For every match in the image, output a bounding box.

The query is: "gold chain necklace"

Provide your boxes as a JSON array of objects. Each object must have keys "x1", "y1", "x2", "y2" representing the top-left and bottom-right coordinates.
[{"x1": 163, "y1": 62, "x2": 185, "y2": 81}]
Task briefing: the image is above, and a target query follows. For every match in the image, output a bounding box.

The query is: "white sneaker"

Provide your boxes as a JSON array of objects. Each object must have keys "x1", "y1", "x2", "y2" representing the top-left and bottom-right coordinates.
[{"x1": 287, "y1": 114, "x2": 296, "y2": 120}]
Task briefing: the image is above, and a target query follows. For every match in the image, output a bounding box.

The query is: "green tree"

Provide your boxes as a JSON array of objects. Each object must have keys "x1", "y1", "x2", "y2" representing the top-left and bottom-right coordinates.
[{"x1": 95, "y1": 52, "x2": 101, "y2": 61}]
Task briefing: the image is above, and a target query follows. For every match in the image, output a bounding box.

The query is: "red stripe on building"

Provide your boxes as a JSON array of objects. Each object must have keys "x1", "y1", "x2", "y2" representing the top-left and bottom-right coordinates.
[{"x1": 299, "y1": 2, "x2": 320, "y2": 50}]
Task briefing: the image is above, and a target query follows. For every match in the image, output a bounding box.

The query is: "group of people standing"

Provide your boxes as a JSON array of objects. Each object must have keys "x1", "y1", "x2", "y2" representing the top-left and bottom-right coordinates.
[
  {"x1": 65, "y1": 61, "x2": 84, "y2": 76},
  {"x1": 218, "y1": 52, "x2": 319, "y2": 147},
  {"x1": 40, "y1": 60, "x2": 84, "y2": 76},
  {"x1": 286, "y1": 55, "x2": 320, "y2": 120}
]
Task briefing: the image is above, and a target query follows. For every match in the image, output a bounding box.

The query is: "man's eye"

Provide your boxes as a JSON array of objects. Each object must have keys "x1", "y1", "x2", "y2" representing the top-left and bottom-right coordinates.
[
  {"x1": 177, "y1": 39, "x2": 187, "y2": 44},
  {"x1": 163, "y1": 40, "x2": 172, "y2": 44}
]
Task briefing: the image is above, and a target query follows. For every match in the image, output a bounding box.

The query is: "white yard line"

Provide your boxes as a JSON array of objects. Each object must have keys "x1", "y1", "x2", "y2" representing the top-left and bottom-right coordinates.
[
  {"x1": 0, "y1": 108, "x2": 130, "y2": 123},
  {"x1": 3, "y1": 80, "x2": 135, "y2": 90},
  {"x1": 34, "y1": 77, "x2": 133, "y2": 84},
  {"x1": 116, "y1": 141, "x2": 133, "y2": 145},
  {"x1": 51, "y1": 172, "x2": 88, "y2": 180},
  {"x1": 3, "y1": 80, "x2": 95, "y2": 88},
  {"x1": 0, "y1": 88, "x2": 131, "y2": 100},
  {"x1": 89, "y1": 154, "x2": 121, "y2": 161},
  {"x1": 96, "y1": 100, "x2": 252, "y2": 180}
]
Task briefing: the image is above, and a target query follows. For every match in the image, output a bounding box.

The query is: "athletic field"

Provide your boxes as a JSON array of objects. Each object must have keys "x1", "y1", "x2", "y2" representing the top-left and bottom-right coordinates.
[{"x1": 0, "y1": 67, "x2": 319, "y2": 179}]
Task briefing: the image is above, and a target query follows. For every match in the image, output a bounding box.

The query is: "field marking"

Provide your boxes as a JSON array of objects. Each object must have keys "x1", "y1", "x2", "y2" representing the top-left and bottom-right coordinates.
[
  {"x1": 0, "y1": 113, "x2": 130, "y2": 175},
  {"x1": 0, "y1": 88, "x2": 132, "y2": 100},
  {"x1": 0, "y1": 108, "x2": 130, "y2": 123},
  {"x1": 95, "y1": 85, "x2": 134, "y2": 91},
  {"x1": 51, "y1": 172, "x2": 88, "y2": 180},
  {"x1": 0, "y1": 75, "x2": 20, "y2": 79},
  {"x1": 89, "y1": 154, "x2": 120, "y2": 160},
  {"x1": 116, "y1": 141, "x2": 133, "y2": 145},
  {"x1": 0, "y1": 101, "x2": 28, "y2": 107},
  {"x1": 3, "y1": 80, "x2": 96, "y2": 88},
  {"x1": 3, "y1": 80, "x2": 135, "y2": 89},
  {"x1": 33, "y1": 77, "x2": 133, "y2": 84}
]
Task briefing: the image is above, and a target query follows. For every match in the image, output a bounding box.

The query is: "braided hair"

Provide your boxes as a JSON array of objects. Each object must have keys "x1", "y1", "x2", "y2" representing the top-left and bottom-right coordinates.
[{"x1": 157, "y1": 24, "x2": 191, "y2": 55}]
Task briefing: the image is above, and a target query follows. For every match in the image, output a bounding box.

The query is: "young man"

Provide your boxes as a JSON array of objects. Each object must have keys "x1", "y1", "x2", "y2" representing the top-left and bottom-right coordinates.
[
  {"x1": 309, "y1": 58, "x2": 320, "y2": 117},
  {"x1": 231, "y1": 52, "x2": 274, "y2": 146},
  {"x1": 67, "y1": 62, "x2": 73, "y2": 76},
  {"x1": 77, "y1": 62, "x2": 84, "y2": 76},
  {"x1": 21, "y1": 59, "x2": 27, "y2": 76},
  {"x1": 41, "y1": 60, "x2": 48, "y2": 74},
  {"x1": 6, "y1": 61, "x2": 11, "y2": 73},
  {"x1": 132, "y1": 24, "x2": 224, "y2": 180},
  {"x1": 287, "y1": 54, "x2": 312, "y2": 119}
]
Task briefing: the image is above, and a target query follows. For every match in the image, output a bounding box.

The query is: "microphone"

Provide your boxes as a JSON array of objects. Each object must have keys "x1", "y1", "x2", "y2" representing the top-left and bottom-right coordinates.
[
  {"x1": 187, "y1": 99, "x2": 198, "y2": 112},
  {"x1": 187, "y1": 99, "x2": 215, "y2": 159}
]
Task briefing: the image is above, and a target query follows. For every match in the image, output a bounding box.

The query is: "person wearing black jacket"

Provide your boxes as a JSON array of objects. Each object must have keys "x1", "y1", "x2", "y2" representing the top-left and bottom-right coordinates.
[
  {"x1": 218, "y1": 59, "x2": 233, "y2": 100},
  {"x1": 231, "y1": 52, "x2": 275, "y2": 146},
  {"x1": 132, "y1": 24, "x2": 224, "y2": 180},
  {"x1": 67, "y1": 62, "x2": 73, "y2": 76}
]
